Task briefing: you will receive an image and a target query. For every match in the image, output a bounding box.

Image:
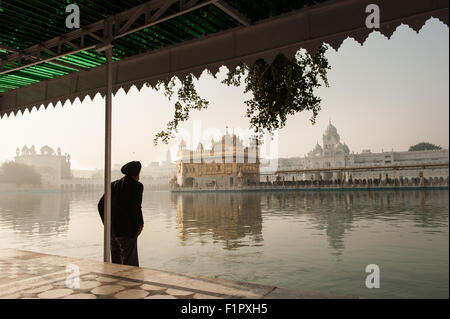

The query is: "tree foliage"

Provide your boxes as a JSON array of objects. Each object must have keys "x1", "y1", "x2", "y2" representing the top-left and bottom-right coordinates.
[
  {"x1": 223, "y1": 44, "x2": 329, "y2": 132},
  {"x1": 408, "y1": 142, "x2": 442, "y2": 152},
  {"x1": 0, "y1": 162, "x2": 41, "y2": 186},
  {"x1": 149, "y1": 74, "x2": 210, "y2": 145},
  {"x1": 150, "y1": 44, "x2": 330, "y2": 145}
]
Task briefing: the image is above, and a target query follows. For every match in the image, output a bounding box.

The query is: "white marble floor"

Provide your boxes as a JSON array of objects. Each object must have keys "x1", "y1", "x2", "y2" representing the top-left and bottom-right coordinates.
[{"x1": 0, "y1": 249, "x2": 338, "y2": 299}]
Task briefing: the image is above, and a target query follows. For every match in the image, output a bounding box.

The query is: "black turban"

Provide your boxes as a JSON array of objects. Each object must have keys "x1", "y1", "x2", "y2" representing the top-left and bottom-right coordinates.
[{"x1": 121, "y1": 161, "x2": 142, "y2": 176}]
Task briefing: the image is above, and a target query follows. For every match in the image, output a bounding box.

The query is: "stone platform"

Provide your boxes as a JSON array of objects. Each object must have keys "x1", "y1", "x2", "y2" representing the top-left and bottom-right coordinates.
[{"x1": 0, "y1": 249, "x2": 341, "y2": 299}]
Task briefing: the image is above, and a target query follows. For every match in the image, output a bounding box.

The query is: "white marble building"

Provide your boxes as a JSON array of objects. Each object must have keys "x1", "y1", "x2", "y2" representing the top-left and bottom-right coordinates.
[
  {"x1": 273, "y1": 122, "x2": 449, "y2": 182},
  {"x1": 14, "y1": 145, "x2": 72, "y2": 188}
]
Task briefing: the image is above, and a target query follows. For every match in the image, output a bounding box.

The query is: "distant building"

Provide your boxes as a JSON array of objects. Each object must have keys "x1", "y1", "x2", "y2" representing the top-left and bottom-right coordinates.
[
  {"x1": 14, "y1": 145, "x2": 72, "y2": 188},
  {"x1": 139, "y1": 150, "x2": 176, "y2": 189},
  {"x1": 175, "y1": 132, "x2": 260, "y2": 188},
  {"x1": 275, "y1": 122, "x2": 449, "y2": 182}
]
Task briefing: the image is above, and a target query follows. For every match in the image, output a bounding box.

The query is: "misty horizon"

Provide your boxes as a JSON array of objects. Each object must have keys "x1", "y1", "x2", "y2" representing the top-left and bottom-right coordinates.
[
  {"x1": 5, "y1": 132, "x2": 449, "y2": 172},
  {"x1": 0, "y1": 19, "x2": 448, "y2": 171}
]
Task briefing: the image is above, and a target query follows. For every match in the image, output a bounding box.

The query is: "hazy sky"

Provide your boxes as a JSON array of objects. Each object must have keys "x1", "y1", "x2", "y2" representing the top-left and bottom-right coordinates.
[{"x1": 0, "y1": 19, "x2": 448, "y2": 170}]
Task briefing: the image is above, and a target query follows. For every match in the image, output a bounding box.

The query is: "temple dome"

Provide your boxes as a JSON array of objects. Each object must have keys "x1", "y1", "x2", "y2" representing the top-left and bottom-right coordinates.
[
  {"x1": 324, "y1": 121, "x2": 338, "y2": 136},
  {"x1": 308, "y1": 143, "x2": 323, "y2": 157}
]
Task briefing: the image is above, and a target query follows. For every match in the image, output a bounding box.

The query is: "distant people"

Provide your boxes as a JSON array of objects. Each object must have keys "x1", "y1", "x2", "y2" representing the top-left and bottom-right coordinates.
[{"x1": 98, "y1": 161, "x2": 144, "y2": 267}]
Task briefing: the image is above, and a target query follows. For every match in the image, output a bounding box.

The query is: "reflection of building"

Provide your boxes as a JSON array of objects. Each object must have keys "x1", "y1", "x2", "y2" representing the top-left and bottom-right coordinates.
[
  {"x1": 14, "y1": 145, "x2": 72, "y2": 188},
  {"x1": 275, "y1": 122, "x2": 449, "y2": 182},
  {"x1": 175, "y1": 133, "x2": 260, "y2": 188},
  {"x1": 260, "y1": 190, "x2": 448, "y2": 256},
  {"x1": 0, "y1": 192, "x2": 70, "y2": 235},
  {"x1": 173, "y1": 192, "x2": 263, "y2": 250}
]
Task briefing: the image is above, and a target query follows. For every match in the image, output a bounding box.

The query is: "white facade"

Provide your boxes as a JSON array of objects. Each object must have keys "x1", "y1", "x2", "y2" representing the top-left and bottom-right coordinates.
[
  {"x1": 274, "y1": 122, "x2": 449, "y2": 182},
  {"x1": 14, "y1": 145, "x2": 72, "y2": 188}
]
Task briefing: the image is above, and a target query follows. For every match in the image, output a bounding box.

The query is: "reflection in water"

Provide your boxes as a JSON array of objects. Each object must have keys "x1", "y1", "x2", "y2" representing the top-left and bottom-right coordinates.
[
  {"x1": 172, "y1": 193, "x2": 263, "y2": 250},
  {"x1": 0, "y1": 192, "x2": 70, "y2": 236},
  {"x1": 261, "y1": 191, "x2": 354, "y2": 254},
  {"x1": 171, "y1": 190, "x2": 448, "y2": 256},
  {"x1": 0, "y1": 191, "x2": 103, "y2": 258},
  {"x1": 0, "y1": 189, "x2": 448, "y2": 298}
]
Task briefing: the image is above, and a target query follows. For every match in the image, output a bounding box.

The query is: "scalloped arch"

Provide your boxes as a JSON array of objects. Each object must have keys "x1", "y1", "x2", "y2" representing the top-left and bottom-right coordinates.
[{"x1": 0, "y1": 3, "x2": 447, "y2": 119}]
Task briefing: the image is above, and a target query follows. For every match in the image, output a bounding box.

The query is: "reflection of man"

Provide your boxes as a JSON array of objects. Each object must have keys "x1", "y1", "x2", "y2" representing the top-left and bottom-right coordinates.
[{"x1": 98, "y1": 161, "x2": 144, "y2": 266}]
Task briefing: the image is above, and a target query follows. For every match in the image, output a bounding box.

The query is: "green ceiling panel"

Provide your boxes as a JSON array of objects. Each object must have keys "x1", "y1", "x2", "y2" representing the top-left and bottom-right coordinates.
[{"x1": 0, "y1": 0, "x2": 328, "y2": 93}]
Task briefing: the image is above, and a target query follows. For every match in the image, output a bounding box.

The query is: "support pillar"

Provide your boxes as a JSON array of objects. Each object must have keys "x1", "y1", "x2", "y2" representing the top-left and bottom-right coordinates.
[{"x1": 103, "y1": 46, "x2": 113, "y2": 263}]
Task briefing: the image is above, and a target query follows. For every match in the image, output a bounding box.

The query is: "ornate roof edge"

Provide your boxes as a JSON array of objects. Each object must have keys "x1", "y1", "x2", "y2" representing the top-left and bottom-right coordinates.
[{"x1": 1, "y1": 0, "x2": 448, "y2": 118}]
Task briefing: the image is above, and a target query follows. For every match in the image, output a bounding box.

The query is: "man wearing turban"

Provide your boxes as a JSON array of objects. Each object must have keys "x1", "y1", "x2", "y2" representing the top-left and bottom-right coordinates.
[{"x1": 98, "y1": 161, "x2": 144, "y2": 266}]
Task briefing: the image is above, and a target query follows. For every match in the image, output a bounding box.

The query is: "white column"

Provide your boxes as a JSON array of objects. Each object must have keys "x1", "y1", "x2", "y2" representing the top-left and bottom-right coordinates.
[{"x1": 103, "y1": 46, "x2": 113, "y2": 263}]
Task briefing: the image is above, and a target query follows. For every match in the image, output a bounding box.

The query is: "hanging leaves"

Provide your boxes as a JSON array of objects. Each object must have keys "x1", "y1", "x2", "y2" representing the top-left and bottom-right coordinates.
[
  {"x1": 223, "y1": 44, "x2": 330, "y2": 132},
  {"x1": 149, "y1": 74, "x2": 209, "y2": 145},
  {"x1": 150, "y1": 44, "x2": 330, "y2": 145}
]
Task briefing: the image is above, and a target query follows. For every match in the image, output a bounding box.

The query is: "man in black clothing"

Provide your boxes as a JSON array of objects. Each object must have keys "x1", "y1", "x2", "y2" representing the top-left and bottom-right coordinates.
[{"x1": 98, "y1": 161, "x2": 144, "y2": 266}]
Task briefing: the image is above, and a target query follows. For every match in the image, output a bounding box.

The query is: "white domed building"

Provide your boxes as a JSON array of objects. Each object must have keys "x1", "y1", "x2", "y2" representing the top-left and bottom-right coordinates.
[
  {"x1": 14, "y1": 145, "x2": 72, "y2": 188},
  {"x1": 274, "y1": 121, "x2": 449, "y2": 183},
  {"x1": 304, "y1": 121, "x2": 349, "y2": 181}
]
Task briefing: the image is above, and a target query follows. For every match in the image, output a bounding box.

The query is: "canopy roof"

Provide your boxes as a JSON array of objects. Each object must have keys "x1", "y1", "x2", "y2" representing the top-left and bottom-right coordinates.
[{"x1": 0, "y1": 0, "x2": 448, "y2": 117}]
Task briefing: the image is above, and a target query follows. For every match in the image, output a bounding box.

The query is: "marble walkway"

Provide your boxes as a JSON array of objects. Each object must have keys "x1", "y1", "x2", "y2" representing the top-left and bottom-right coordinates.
[{"x1": 0, "y1": 248, "x2": 340, "y2": 299}]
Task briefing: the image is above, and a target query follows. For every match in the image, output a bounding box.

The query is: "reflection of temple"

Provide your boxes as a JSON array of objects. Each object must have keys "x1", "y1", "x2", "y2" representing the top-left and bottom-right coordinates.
[
  {"x1": 15, "y1": 145, "x2": 72, "y2": 188},
  {"x1": 259, "y1": 190, "x2": 448, "y2": 256},
  {"x1": 172, "y1": 192, "x2": 263, "y2": 250},
  {"x1": 261, "y1": 191, "x2": 351, "y2": 255},
  {"x1": 174, "y1": 132, "x2": 260, "y2": 188}
]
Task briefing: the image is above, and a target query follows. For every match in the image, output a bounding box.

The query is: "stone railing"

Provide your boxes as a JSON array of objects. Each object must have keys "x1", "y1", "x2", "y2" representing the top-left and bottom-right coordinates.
[{"x1": 171, "y1": 177, "x2": 449, "y2": 192}]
